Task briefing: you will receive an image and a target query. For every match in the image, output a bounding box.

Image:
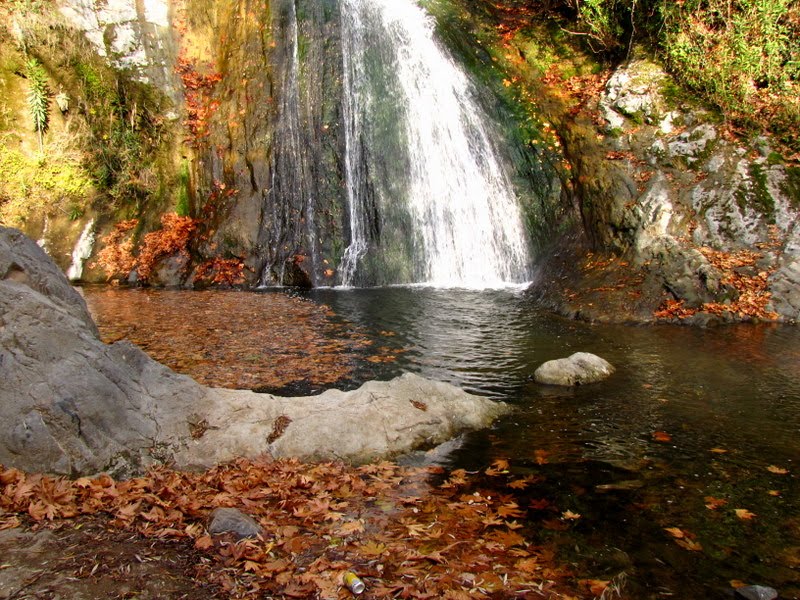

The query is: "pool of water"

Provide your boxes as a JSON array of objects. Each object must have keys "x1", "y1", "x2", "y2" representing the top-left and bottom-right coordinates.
[{"x1": 84, "y1": 286, "x2": 800, "y2": 599}]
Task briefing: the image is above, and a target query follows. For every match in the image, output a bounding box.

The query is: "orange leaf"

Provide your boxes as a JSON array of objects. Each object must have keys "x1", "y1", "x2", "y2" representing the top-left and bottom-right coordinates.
[
  {"x1": 195, "y1": 535, "x2": 214, "y2": 550},
  {"x1": 734, "y1": 508, "x2": 756, "y2": 521},
  {"x1": 653, "y1": 431, "x2": 672, "y2": 443},
  {"x1": 704, "y1": 496, "x2": 728, "y2": 510},
  {"x1": 534, "y1": 449, "x2": 549, "y2": 465},
  {"x1": 581, "y1": 579, "x2": 611, "y2": 596},
  {"x1": 710, "y1": 448, "x2": 728, "y2": 454},
  {"x1": 664, "y1": 527, "x2": 685, "y2": 539},
  {"x1": 562, "y1": 510, "x2": 581, "y2": 521},
  {"x1": 675, "y1": 538, "x2": 703, "y2": 552},
  {"x1": 767, "y1": 465, "x2": 789, "y2": 475}
]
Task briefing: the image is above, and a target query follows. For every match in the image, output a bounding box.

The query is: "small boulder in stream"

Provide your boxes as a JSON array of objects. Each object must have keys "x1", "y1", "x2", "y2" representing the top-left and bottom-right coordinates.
[
  {"x1": 534, "y1": 352, "x2": 615, "y2": 386},
  {"x1": 734, "y1": 585, "x2": 779, "y2": 600}
]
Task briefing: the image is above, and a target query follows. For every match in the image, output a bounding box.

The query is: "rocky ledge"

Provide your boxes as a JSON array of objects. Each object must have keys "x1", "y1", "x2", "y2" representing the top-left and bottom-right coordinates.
[{"x1": 0, "y1": 227, "x2": 507, "y2": 476}]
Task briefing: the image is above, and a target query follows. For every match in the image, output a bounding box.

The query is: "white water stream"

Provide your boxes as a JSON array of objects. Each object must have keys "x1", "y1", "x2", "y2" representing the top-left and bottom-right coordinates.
[{"x1": 339, "y1": 0, "x2": 532, "y2": 288}]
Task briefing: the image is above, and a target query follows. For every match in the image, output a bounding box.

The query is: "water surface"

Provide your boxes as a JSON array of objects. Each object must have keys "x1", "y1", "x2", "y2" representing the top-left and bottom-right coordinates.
[{"x1": 84, "y1": 286, "x2": 800, "y2": 599}]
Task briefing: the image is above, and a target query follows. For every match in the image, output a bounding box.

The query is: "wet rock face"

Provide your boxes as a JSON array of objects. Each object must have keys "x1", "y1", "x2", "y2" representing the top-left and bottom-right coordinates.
[{"x1": 0, "y1": 227, "x2": 506, "y2": 475}]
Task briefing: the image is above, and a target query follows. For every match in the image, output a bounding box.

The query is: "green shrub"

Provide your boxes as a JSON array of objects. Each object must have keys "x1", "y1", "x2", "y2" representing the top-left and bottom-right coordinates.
[{"x1": 25, "y1": 58, "x2": 49, "y2": 151}]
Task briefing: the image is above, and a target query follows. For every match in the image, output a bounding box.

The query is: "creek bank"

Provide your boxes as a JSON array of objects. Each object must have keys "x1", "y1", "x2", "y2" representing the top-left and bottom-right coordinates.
[
  {"x1": 0, "y1": 227, "x2": 506, "y2": 476},
  {"x1": 528, "y1": 53, "x2": 800, "y2": 325}
]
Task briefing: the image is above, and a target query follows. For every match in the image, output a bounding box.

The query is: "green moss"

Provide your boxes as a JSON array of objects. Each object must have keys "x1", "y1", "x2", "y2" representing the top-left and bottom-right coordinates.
[
  {"x1": 734, "y1": 162, "x2": 777, "y2": 222},
  {"x1": 176, "y1": 160, "x2": 191, "y2": 217},
  {"x1": 0, "y1": 145, "x2": 94, "y2": 225},
  {"x1": 783, "y1": 166, "x2": 800, "y2": 208}
]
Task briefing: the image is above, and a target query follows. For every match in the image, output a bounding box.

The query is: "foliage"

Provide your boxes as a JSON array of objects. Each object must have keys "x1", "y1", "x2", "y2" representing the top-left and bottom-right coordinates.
[
  {"x1": 534, "y1": 0, "x2": 800, "y2": 149},
  {"x1": 194, "y1": 258, "x2": 247, "y2": 287},
  {"x1": 91, "y1": 219, "x2": 139, "y2": 281},
  {"x1": 0, "y1": 145, "x2": 92, "y2": 226},
  {"x1": 0, "y1": 458, "x2": 575, "y2": 599},
  {"x1": 175, "y1": 51, "x2": 223, "y2": 145},
  {"x1": 661, "y1": 0, "x2": 799, "y2": 148},
  {"x1": 25, "y1": 57, "x2": 49, "y2": 152},
  {"x1": 135, "y1": 213, "x2": 199, "y2": 282}
]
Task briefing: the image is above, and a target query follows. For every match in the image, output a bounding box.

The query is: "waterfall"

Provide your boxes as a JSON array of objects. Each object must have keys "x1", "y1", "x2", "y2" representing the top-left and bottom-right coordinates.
[
  {"x1": 339, "y1": 0, "x2": 532, "y2": 288},
  {"x1": 67, "y1": 219, "x2": 96, "y2": 281}
]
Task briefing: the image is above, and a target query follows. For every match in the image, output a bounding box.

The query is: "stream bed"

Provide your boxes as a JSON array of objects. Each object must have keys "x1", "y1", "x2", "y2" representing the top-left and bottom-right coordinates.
[{"x1": 83, "y1": 286, "x2": 800, "y2": 599}]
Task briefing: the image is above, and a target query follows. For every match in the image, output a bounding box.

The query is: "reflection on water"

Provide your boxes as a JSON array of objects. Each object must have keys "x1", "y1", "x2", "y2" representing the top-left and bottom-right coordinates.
[
  {"x1": 86, "y1": 286, "x2": 800, "y2": 599},
  {"x1": 307, "y1": 287, "x2": 800, "y2": 599}
]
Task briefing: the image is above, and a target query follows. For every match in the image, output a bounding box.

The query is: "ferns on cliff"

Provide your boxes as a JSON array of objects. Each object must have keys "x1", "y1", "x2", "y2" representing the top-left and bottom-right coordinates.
[{"x1": 25, "y1": 57, "x2": 49, "y2": 152}]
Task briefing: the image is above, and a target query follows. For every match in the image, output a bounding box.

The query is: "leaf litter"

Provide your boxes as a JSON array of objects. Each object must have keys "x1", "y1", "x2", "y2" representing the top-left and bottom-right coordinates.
[
  {"x1": 82, "y1": 288, "x2": 402, "y2": 392},
  {"x1": 0, "y1": 458, "x2": 579, "y2": 599}
]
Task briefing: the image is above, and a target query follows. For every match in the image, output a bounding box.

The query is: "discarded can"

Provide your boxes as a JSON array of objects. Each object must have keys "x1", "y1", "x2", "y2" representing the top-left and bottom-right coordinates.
[{"x1": 343, "y1": 571, "x2": 366, "y2": 595}]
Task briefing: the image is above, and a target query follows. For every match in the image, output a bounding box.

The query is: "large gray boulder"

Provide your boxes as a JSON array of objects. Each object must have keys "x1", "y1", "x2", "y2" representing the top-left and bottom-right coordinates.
[
  {"x1": 0, "y1": 227, "x2": 506, "y2": 476},
  {"x1": 534, "y1": 352, "x2": 615, "y2": 386}
]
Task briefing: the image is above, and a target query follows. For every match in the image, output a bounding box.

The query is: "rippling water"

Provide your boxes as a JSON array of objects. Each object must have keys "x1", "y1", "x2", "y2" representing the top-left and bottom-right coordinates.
[{"x1": 85, "y1": 286, "x2": 800, "y2": 599}]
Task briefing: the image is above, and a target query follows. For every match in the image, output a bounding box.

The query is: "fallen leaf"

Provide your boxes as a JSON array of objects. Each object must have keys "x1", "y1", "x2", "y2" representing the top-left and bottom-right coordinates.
[
  {"x1": 710, "y1": 448, "x2": 728, "y2": 454},
  {"x1": 581, "y1": 579, "x2": 611, "y2": 596},
  {"x1": 534, "y1": 449, "x2": 549, "y2": 465},
  {"x1": 675, "y1": 538, "x2": 703, "y2": 552},
  {"x1": 664, "y1": 527, "x2": 685, "y2": 539},
  {"x1": 652, "y1": 431, "x2": 672, "y2": 443},
  {"x1": 768, "y1": 490, "x2": 781, "y2": 497},
  {"x1": 359, "y1": 540, "x2": 387, "y2": 556},
  {"x1": 562, "y1": 510, "x2": 581, "y2": 521},
  {"x1": 704, "y1": 496, "x2": 728, "y2": 510},
  {"x1": 767, "y1": 465, "x2": 789, "y2": 475},
  {"x1": 194, "y1": 535, "x2": 213, "y2": 550},
  {"x1": 734, "y1": 509, "x2": 756, "y2": 521}
]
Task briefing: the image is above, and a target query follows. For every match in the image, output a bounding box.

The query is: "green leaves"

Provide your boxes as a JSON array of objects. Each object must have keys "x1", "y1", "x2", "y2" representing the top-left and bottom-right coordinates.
[{"x1": 25, "y1": 58, "x2": 50, "y2": 152}]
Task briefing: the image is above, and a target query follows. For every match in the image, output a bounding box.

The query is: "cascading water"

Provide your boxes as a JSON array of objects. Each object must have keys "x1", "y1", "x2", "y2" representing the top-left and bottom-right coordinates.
[
  {"x1": 339, "y1": 0, "x2": 532, "y2": 288},
  {"x1": 66, "y1": 219, "x2": 96, "y2": 281}
]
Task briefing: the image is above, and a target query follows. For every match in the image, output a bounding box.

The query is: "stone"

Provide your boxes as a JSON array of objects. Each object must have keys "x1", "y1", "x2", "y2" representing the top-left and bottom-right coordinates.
[
  {"x1": 599, "y1": 56, "x2": 671, "y2": 129},
  {"x1": 0, "y1": 227, "x2": 507, "y2": 475},
  {"x1": 534, "y1": 353, "x2": 615, "y2": 386},
  {"x1": 208, "y1": 508, "x2": 263, "y2": 539},
  {"x1": 734, "y1": 585, "x2": 779, "y2": 600}
]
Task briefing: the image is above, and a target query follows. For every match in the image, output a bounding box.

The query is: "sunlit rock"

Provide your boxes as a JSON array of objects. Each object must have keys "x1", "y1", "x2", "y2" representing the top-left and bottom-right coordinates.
[
  {"x1": 534, "y1": 352, "x2": 615, "y2": 386},
  {"x1": 0, "y1": 227, "x2": 506, "y2": 475}
]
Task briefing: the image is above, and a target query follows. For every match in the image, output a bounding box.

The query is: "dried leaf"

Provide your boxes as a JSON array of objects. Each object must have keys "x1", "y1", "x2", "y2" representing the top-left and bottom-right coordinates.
[
  {"x1": 652, "y1": 431, "x2": 672, "y2": 443},
  {"x1": 734, "y1": 509, "x2": 756, "y2": 521},
  {"x1": 664, "y1": 527, "x2": 685, "y2": 539},
  {"x1": 767, "y1": 465, "x2": 789, "y2": 475}
]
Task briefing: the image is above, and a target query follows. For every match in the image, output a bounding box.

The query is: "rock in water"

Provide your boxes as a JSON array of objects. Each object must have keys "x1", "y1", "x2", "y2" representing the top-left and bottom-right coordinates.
[
  {"x1": 208, "y1": 508, "x2": 264, "y2": 539},
  {"x1": 534, "y1": 352, "x2": 615, "y2": 386},
  {"x1": 0, "y1": 227, "x2": 507, "y2": 475},
  {"x1": 734, "y1": 585, "x2": 779, "y2": 600}
]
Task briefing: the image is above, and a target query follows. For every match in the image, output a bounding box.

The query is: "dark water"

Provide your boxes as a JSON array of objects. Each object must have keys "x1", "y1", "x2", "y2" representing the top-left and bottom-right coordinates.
[
  {"x1": 303, "y1": 287, "x2": 800, "y2": 599},
  {"x1": 86, "y1": 286, "x2": 800, "y2": 598}
]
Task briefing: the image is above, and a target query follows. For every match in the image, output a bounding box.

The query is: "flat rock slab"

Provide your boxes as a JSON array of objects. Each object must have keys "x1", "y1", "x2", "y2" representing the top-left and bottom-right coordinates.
[
  {"x1": 534, "y1": 352, "x2": 615, "y2": 386},
  {"x1": 0, "y1": 227, "x2": 507, "y2": 475}
]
